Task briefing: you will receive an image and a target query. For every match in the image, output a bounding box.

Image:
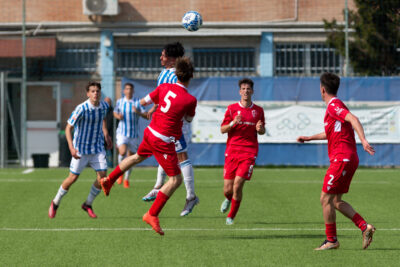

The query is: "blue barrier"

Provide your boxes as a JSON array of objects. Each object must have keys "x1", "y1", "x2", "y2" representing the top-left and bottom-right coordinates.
[{"x1": 123, "y1": 77, "x2": 400, "y2": 167}]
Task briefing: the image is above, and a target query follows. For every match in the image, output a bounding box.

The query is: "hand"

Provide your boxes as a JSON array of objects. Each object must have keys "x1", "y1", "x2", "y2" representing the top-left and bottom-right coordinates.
[
  {"x1": 132, "y1": 106, "x2": 138, "y2": 114},
  {"x1": 297, "y1": 136, "x2": 310, "y2": 143},
  {"x1": 116, "y1": 113, "x2": 123, "y2": 120},
  {"x1": 70, "y1": 147, "x2": 81, "y2": 159},
  {"x1": 147, "y1": 105, "x2": 157, "y2": 120},
  {"x1": 105, "y1": 135, "x2": 113, "y2": 150},
  {"x1": 361, "y1": 139, "x2": 375, "y2": 155},
  {"x1": 256, "y1": 120, "x2": 264, "y2": 132},
  {"x1": 232, "y1": 114, "x2": 242, "y2": 125}
]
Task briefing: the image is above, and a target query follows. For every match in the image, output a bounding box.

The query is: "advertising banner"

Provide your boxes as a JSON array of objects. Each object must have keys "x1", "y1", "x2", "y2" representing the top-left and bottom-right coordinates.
[{"x1": 191, "y1": 104, "x2": 400, "y2": 143}]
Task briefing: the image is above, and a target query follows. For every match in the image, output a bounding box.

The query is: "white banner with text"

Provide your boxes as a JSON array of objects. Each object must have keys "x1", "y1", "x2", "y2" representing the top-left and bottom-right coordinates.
[{"x1": 191, "y1": 104, "x2": 400, "y2": 143}]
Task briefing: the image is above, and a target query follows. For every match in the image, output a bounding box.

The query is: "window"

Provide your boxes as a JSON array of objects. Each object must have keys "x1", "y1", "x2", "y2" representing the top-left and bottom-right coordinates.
[
  {"x1": 193, "y1": 48, "x2": 256, "y2": 76},
  {"x1": 116, "y1": 48, "x2": 162, "y2": 77},
  {"x1": 42, "y1": 43, "x2": 99, "y2": 74},
  {"x1": 275, "y1": 43, "x2": 343, "y2": 76}
]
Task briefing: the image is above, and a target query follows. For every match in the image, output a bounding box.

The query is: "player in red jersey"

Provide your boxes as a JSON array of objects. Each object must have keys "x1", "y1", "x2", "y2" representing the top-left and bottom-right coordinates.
[
  {"x1": 297, "y1": 72, "x2": 376, "y2": 250},
  {"x1": 100, "y1": 57, "x2": 197, "y2": 235},
  {"x1": 220, "y1": 78, "x2": 265, "y2": 225}
]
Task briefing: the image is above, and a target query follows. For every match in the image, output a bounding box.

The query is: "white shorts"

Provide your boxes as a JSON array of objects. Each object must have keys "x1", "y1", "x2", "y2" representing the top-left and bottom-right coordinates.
[
  {"x1": 116, "y1": 134, "x2": 139, "y2": 152},
  {"x1": 69, "y1": 151, "x2": 107, "y2": 175},
  {"x1": 175, "y1": 123, "x2": 191, "y2": 153}
]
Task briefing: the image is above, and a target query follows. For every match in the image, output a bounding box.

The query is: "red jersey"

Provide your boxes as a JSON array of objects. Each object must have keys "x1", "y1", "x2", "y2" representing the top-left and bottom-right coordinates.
[
  {"x1": 148, "y1": 83, "x2": 197, "y2": 140},
  {"x1": 221, "y1": 102, "x2": 265, "y2": 156},
  {"x1": 324, "y1": 97, "x2": 357, "y2": 162}
]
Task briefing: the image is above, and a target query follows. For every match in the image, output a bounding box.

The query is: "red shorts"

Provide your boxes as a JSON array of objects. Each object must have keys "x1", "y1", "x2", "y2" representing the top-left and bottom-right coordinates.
[
  {"x1": 323, "y1": 158, "x2": 359, "y2": 194},
  {"x1": 137, "y1": 128, "x2": 181, "y2": 177},
  {"x1": 224, "y1": 153, "x2": 256, "y2": 180}
]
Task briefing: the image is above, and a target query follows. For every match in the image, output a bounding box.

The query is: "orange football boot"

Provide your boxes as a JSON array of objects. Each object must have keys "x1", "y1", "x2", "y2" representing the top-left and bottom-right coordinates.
[{"x1": 143, "y1": 212, "x2": 164, "y2": 235}]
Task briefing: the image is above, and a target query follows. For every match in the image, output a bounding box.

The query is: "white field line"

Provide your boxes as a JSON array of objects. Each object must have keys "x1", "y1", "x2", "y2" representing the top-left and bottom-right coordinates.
[
  {"x1": 1, "y1": 227, "x2": 399, "y2": 232},
  {"x1": 22, "y1": 168, "x2": 34, "y2": 174},
  {"x1": 0, "y1": 178, "x2": 392, "y2": 184}
]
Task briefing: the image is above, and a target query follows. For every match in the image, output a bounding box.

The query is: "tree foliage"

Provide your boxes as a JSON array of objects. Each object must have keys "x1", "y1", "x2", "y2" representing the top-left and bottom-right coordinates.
[{"x1": 324, "y1": 0, "x2": 400, "y2": 76}]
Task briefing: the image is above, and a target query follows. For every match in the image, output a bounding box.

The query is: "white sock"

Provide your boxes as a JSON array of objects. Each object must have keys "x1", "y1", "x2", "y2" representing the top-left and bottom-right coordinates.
[
  {"x1": 53, "y1": 185, "x2": 68, "y2": 206},
  {"x1": 181, "y1": 159, "x2": 195, "y2": 200},
  {"x1": 154, "y1": 165, "x2": 166, "y2": 189},
  {"x1": 124, "y1": 168, "x2": 131, "y2": 181},
  {"x1": 118, "y1": 154, "x2": 126, "y2": 164},
  {"x1": 85, "y1": 184, "x2": 101, "y2": 206}
]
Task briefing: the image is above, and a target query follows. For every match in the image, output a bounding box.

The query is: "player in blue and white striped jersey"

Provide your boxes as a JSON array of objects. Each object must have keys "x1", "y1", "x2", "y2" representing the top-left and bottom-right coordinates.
[
  {"x1": 48, "y1": 81, "x2": 112, "y2": 219},
  {"x1": 114, "y1": 83, "x2": 148, "y2": 188},
  {"x1": 142, "y1": 42, "x2": 199, "y2": 217}
]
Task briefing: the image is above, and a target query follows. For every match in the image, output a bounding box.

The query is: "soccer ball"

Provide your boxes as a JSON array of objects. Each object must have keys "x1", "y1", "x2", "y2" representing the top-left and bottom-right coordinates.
[{"x1": 182, "y1": 11, "x2": 203, "y2": 32}]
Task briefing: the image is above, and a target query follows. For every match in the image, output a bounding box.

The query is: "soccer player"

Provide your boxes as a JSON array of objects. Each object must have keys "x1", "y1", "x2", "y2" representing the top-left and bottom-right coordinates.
[
  {"x1": 297, "y1": 72, "x2": 376, "y2": 250},
  {"x1": 48, "y1": 81, "x2": 112, "y2": 219},
  {"x1": 220, "y1": 78, "x2": 265, "y2": 225},
  {"x1": 100, "y1": 57, "x2": 197, "y2": 235},
  {"x1": 114, "y1": 82, "x2": 148, "y2": 188},
  {"x1": 142, "y1": 42, "x2": 199, "y2": 217}
]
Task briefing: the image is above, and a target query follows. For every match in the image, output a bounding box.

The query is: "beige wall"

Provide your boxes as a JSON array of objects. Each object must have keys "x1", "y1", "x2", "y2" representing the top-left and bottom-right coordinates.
[{"x1": 0, "y1": 0, "x2": 355, "y2": 23}]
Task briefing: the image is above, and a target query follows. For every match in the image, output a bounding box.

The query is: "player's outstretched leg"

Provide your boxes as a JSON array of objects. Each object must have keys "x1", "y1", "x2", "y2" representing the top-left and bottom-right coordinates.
[{"x1": 100, "y1": 166, "x2": 124, "y2": 196}]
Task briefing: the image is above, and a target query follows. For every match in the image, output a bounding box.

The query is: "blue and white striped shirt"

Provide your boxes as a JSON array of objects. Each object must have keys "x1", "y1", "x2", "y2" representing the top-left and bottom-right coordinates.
[
  {"x1": 114, "y1": 97, "x2": 145, "y2": 138},
  {"x1": 67, "y1": 99, "x2": 109, "y2": 155},
  {"x1": 157, "y1": 68, "x2": 177, "y2": 86}
]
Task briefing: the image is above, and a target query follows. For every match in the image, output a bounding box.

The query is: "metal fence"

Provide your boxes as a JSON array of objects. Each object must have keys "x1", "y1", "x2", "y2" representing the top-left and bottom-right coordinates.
[{"x1": 275, "y1": 43, "x2": 343, "y2": 76}]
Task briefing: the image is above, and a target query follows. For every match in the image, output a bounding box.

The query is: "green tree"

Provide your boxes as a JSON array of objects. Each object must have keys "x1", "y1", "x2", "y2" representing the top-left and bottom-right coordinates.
[{"x1": 324, "y1": 0, "x2": 400, "y2": 76}]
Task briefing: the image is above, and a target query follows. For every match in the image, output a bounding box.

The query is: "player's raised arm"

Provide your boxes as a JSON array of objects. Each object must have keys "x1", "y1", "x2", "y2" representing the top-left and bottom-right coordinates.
[
  {"x1": 297, "y1": 132, "x2": 327, "y2": 143},
  {"x1": 344, "y1": 112, "x2": 375, "y2": 155}
]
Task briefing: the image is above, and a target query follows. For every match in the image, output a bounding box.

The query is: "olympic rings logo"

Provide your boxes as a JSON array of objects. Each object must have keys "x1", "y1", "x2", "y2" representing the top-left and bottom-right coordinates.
[{"x1": 276, "y1": 112, "x2": 311, "y2": 130}]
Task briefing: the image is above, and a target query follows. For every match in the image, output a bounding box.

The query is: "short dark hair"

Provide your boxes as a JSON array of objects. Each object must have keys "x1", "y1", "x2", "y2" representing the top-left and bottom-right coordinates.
[
  {"x1": 320, "y1": 72, "x2": 340, "y2": 95},
  {"x1": 163, "y1": 42, "x2": 185, "y2": 58},
  {"x1": 238, "y1": 78, "x2": 254, "y2": 89},
  {"x1": 124, "y1": 83, "x2": 134, "y2": 89},
  {"x1": 175, "y1": 57, "x2": 194, "y2": 83},
  {"x1": 86, "y1": 81, "x2": 101, "y2": 92}
]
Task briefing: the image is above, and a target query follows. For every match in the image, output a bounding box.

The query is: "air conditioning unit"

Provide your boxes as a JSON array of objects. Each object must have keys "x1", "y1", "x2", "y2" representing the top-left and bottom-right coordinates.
[{"x1": 83, "y1": 0, "x2": 119, "y2": 16}]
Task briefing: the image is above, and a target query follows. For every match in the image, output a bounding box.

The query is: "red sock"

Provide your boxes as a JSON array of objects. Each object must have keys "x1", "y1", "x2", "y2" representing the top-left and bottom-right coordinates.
[
  {"x1": 108, "y1": 165, "x2": 123, "y2": 184},
  {"x1": 149, "y1": 191, "x2": 170, "y2": 216},
  {"x1": 325, "y1": 223, "x2": 337, "y2": 242},
  {"x1": 352, "y1": 213, "x2": 367, "y2": 231},
  {"x1": 227, "y1": 198, "x2": 241, "y2": 219},
  {"x1": 224, "y1": 192, "x2": 233, "y2": 201}
]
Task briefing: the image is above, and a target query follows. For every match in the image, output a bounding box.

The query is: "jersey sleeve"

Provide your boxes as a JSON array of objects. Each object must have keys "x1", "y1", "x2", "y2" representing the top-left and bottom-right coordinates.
[
  {"x1": 114, "y1": 99, "x2": 121, "y2": 113},
  {"x1": 149, "y1": 86, "x2": 161, "y2": 104},
  {"x1": 67, "y1": 105, "x2": 84, "y2": 126},
  {"x1": 327, "y1": 101, "x2": 349, "y2": 122},
  {"x1": 221, "y1": 106, "x2": 233, "y2": 126}
]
